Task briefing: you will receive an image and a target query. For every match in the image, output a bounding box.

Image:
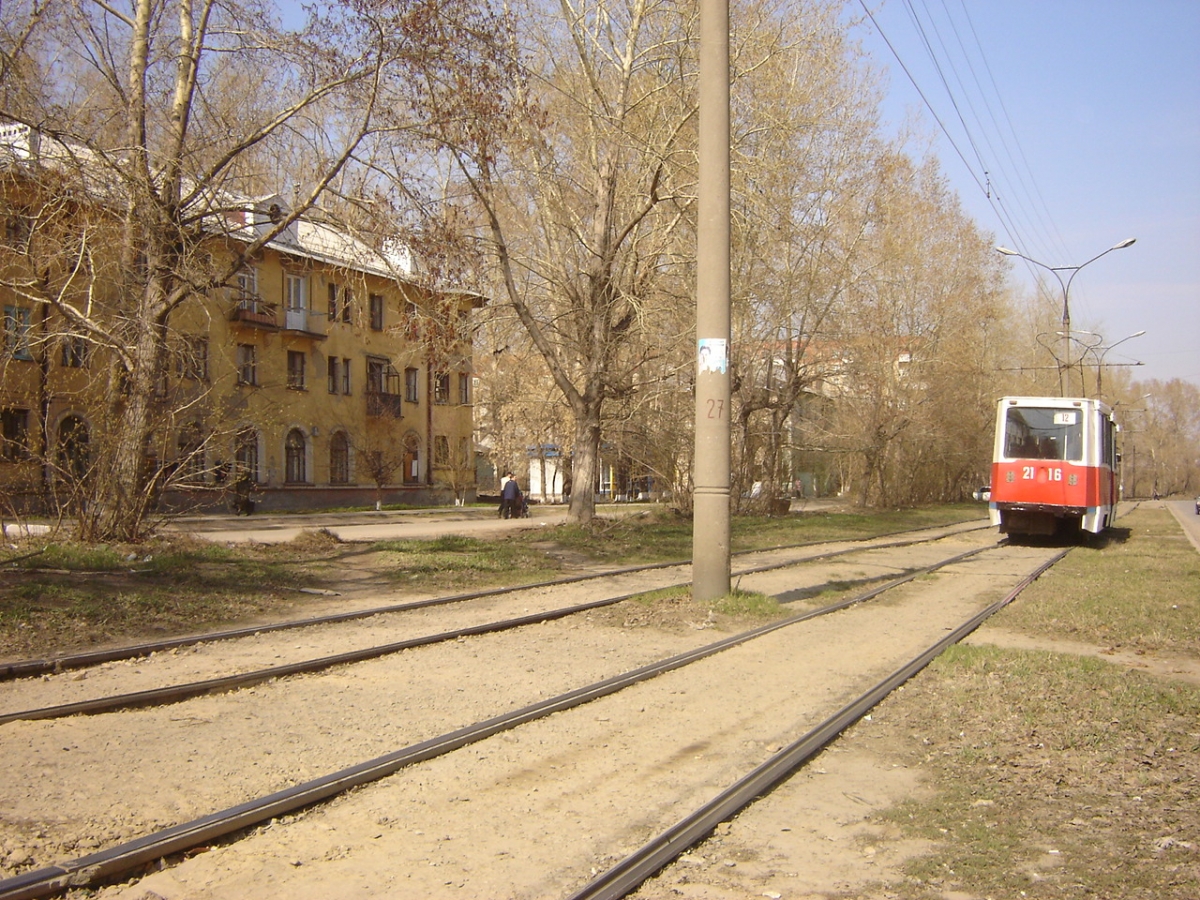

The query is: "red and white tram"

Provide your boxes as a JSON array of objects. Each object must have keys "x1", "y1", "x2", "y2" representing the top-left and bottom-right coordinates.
[{"x1": 988, "y1": 396, "x2": 1120, "y2": 536}]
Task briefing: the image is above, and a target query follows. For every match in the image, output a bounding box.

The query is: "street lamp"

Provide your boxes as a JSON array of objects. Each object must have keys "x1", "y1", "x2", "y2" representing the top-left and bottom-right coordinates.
[
  {"x1": 1089, "y1": 330, "x2": 1146, "y2": 396},
  {"x1": 996, "y1": 238, "x2": 1136, "y2": 396}
]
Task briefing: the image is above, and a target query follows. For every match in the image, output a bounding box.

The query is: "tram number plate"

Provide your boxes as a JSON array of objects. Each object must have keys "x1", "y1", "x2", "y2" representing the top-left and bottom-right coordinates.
[{"x1": 1022, "y1": 466, "x2": 1063, "y2": 481}]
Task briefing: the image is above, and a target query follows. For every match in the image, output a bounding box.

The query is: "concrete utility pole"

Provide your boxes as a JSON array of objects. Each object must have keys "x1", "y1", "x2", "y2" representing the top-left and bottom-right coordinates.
[{"x1": 692, "y1": 0, "x2": 731, "y2": 602}]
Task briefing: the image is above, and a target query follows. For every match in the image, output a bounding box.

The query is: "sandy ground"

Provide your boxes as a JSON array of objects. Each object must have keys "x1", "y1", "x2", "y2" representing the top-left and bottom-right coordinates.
[
  {"x1": 0, "y1": 530, "x2": 1048, "y2": 899},
  {"x1": 2, "y1": 519, "x2": 1194, "y2": 900}
]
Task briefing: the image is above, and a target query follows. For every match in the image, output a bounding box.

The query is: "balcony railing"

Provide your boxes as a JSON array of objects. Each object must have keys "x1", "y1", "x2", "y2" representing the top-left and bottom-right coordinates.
[
  {"x1": 367, "y1": 391, "x2": 404, "y2": 419},
  {"x1": 230, "y1": 297, "x2": 278, "y2": 328},
  {"x1": 282, "y1": 307, "x2": 326, "y2": 337}
]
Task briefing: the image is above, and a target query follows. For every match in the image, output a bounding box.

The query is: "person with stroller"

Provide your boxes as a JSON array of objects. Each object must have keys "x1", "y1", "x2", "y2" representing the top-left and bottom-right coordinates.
[{"x1": 499, "y1": 472, "x2": 523, "y2": 519}]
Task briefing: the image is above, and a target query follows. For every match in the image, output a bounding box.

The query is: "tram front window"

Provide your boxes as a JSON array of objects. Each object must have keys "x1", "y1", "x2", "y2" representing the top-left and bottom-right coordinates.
[{"x1": 1004, "y1": 407, "x2": 1082, "y2": 461}]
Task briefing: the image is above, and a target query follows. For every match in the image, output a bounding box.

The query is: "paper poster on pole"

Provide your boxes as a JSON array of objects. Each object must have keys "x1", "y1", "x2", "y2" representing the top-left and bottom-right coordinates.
[{"x1": 697, "y1": 338, "x2": 727, "y2": 374}]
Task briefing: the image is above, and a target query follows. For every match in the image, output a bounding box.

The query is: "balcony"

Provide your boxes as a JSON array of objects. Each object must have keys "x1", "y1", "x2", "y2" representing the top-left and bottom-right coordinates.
[
  {"x1": 230, "y1": 297, "x2": 278, "y2": 329},
  {"x1": 367, "y1": 391, "x2": 404, "y2": 419},
  {"x1": 282, "y1": 307, "x2": 327, "y2": 339}
]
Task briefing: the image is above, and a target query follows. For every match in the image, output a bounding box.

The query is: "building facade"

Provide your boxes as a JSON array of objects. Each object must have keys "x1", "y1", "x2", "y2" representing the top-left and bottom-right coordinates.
[{"x1": 1, "y1": 130, "x2": 479, "y2": 517}]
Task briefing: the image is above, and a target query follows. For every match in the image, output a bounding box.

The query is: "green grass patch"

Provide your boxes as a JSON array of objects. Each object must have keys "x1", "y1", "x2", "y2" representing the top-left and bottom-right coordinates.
[
  {"x1": 518, "y1": 504, "x2": 983, "y2": 565},
  {"x1": 996, "y1": 507, "x2": 1200, "y2": 658},
  {"x1": 369, "y1": 535, "x2": 562, "y2": 586},
  {"x1": 712, "y1": 589, "x2": 784, "y2": 619}
]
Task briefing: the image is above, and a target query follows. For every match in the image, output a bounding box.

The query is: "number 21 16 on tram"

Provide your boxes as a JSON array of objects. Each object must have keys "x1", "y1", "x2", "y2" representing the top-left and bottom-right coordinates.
[{"x1": 987, "y1": 396, "x2": 1120, "y2": 537}]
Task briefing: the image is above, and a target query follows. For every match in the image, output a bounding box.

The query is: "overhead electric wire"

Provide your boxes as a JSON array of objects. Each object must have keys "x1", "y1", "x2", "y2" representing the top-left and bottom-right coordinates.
[
  {"x1": 914, "y1": 0, "x2": 1066, "y2": 262},
  {"x1": 856, "y1": 0, "x2": 1071, "y2": 274}
]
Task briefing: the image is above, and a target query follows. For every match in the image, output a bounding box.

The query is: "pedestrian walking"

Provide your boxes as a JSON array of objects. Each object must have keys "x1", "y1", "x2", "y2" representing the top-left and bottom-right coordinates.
[{"x1": 499, "y1": 472, "x2": 521, "y2": 519}]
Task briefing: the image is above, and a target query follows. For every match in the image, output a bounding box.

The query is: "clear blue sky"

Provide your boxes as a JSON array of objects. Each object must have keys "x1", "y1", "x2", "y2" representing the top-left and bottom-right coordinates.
[{"x1": 849, "y1": 0, "x2": 1200, "y2": 388}]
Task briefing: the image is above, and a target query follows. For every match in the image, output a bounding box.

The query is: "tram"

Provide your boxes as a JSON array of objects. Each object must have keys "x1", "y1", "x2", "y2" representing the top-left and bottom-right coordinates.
[{"x1": 988, "y1": 396, "x2": 1119, "y2": 537}]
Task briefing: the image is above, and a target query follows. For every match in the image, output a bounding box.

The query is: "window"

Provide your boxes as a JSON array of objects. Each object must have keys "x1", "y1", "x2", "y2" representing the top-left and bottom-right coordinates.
[
  {"x1": 327, "y1": 356, "x2": 340, "y2": 394},
  {"x1": 61, "y1": 335, "x2": 89, "y2": 368},
  {"x1": 433, "y1": 372, "x2": 449, "y2": 404},
  {"x1": 405, "y1": 367, "x2": 419, "y2": 403},
  {"x1": 329, "y1": 431, "x2": 350, "y2": 484},
  {"x1": 236, "y1": 344, "x2": 257, "y2": 385},
  {"x1": 403, "y1": 299, "x2": 420, "y2": 338},
  {"x1": 234, "y1": 427, "x2": 259, "y2": 481},
  {"x1": 234, "y1": 265, "x2": 258, "y2": 299},
  {"x1": 433, "y1": 434, "x2": 450, "y2": 466},
  {"x1": 3, "y1": 209, "x2": 30, "y2": 248},
  {"x1": 402, "y1": 434, "x2": 421, "y2": 484},
  {"x1": 458, "y1": 437, "x2": 471, "y2": 469},
  {"x1": 327, "y1": 282, "x2": 353, "y2": 324},
  {"x1": 177, "y1": 337, "x2": 208, "y2": 381},
  {"x1": 369, "y1": 293, "x2": 384, "y2": 331},
  {"x1": 285, "y1": 273, "x2": 307, "y2": 310},
  {"x1": 1, "y1": 408, "x2": 30, "y2": 461},
  {"x1": 287, "y1": 351, "x2": 306, "y2": 389},
  {"x1": 285, "y1": 428, "x2": 307, "y2": 483},
  {"x1": 3, "y1": 306, "x2": 32, "y2": 361},
  {"x1": 325, "y1": 355, "x2": 353, "y2": 394},
  {"x1": 367, "y1": 357, "x2": 400, "y2": 395},
  {"x1": 458, "y1": 371, "x2": 471, "y2": 405},
  {"x1": 176, "y1": 422, "x2": 206, "y2": 484},
  {"x1": 1003, "y1": 407, "x2": 1083, "y2": 462}
]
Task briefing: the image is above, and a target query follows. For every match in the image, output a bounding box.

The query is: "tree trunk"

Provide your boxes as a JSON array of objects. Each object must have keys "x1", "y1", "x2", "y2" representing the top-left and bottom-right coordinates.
[
  {"x1": 90, "y1": 320, "x2": 165, "y2": 542},
  {"x1": 567, "y1": 407, "x2": 601, "y2": 523}
]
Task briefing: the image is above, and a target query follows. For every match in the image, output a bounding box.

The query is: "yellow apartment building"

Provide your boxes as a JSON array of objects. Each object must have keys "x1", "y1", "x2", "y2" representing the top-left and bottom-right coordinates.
[{"x1": 1, "y1": 132, "x2": 480, "y2": 516}]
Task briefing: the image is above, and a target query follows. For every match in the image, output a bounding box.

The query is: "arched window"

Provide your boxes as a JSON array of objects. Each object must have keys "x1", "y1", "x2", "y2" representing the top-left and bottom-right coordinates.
[
  {"x1": 234, "y1": 427, "x2": 259, "y2": 481},
  {"x1": 176, "y1": 422, "x2": 206, "y2": 483},
  {"x1": 329, "y1": 431, "x2": 350, "y2": 484},
  {"x1": 285, "y1": 428, "x2": 306, "y2": 484},
  {"x1": 57, "y1": 415, "x2": 90, "y2": 481},
  {"x1": 402, "y1": 433, "x2": 421, "y2": 484}
]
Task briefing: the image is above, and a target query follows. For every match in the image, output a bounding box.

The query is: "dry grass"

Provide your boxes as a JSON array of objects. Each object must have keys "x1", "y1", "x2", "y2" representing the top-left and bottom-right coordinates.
[{"x1": 859, "y1": 506, "x2": 1200, "y2": 899}]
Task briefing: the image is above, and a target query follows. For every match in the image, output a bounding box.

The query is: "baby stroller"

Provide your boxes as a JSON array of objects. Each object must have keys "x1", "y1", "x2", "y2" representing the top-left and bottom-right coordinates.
[{"x1": 516, "y1": 491, "x2": 530, "y2": 518}]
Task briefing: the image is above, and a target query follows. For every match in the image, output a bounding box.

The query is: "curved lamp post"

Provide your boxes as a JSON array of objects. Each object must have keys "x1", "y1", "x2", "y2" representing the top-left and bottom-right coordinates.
[
  {"x1": 996, "y1": 238, "x2": 1136, "y2": 395},
  {"x1": 1090, "y1": 329, "x2": 1146, "y2": 396}
]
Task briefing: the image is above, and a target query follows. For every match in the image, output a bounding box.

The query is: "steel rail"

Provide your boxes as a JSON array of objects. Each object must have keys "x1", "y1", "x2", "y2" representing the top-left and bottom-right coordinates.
[
  {"x1": 0, "y1": 520, "x2": 987, "y2": 681},
  {"x1": 0, "y1": 539, "x2": 992, "y2": 725},
  {"x1": 564, "y1": 549, "x2": 1070, "y2": 900},
  {"x1": 0, "y1": 544, "x2": 1003, "y2": 900}
]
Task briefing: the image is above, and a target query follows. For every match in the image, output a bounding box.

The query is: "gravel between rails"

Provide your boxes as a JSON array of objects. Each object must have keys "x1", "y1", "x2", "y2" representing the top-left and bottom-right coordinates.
[{"x1": 0, "y1": 527, "x2": 1042, "y2": 899}]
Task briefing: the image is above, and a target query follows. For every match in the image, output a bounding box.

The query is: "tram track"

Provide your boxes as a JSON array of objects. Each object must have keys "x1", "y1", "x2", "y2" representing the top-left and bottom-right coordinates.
[
  {"x1": 0, "y1": 526, "x2": 991, "y2": 725},
  {"x1": 0, "y1": 535, "x2": 1059, "y2": 900},
  {"x1": 0, "y1": 519, "x2": 987, "y2": 682}
]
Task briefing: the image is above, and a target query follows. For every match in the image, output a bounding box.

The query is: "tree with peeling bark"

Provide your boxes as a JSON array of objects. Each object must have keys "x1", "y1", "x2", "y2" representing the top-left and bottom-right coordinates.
[{"x1": 0, "y1": 0, "x2": 513, "y2": 541}]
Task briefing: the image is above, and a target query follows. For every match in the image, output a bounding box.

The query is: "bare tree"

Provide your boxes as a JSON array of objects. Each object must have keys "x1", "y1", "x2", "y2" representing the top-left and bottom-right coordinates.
[
  {"x1": 824, "y1": 151, "x2": 1012, "y2": 507},
  {"x1": 719, "y1": 0, "x2": 884, "y2": 511},
  {"x1": 432, "y1": 0, "x2": 696, "y2": 523}
]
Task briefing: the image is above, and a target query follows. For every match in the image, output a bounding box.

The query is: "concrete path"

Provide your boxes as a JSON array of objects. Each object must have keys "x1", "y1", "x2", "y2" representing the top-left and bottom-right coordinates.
[
  {"x1": 1164, "y1": 498, "x2": 1200, "y2": 552},
  {"x1": 166, "y1": 504, "x2": 576, "y2": 544}
]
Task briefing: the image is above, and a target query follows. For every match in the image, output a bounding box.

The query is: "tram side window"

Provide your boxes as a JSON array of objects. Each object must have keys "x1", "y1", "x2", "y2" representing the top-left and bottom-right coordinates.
[
  {"x1": 1004, "y1": 407, "x2": 1082, "y2": 461},
  {"x1": 1100, "y1": 417, "x2": 1114, "y2": 467}
]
